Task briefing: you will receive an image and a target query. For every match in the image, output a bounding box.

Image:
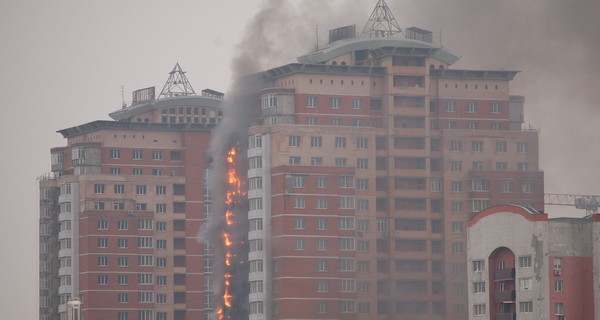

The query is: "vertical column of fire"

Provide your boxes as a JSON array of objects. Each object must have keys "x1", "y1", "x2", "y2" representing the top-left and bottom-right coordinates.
[{"x1": 217, "y1": 146, "x2": 247, "y2": 320}]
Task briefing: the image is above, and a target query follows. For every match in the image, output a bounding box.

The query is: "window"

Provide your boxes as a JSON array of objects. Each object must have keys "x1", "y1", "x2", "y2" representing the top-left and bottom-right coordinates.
[
  {"x1": 473, "y1": 304, "x2": 486, "y2": 316},
  {"x1": 496, "y1": 141, "x2": 507, "y2": 152},
  {"x1": 472, "y1": 161, "x2": 484, "y2": 170},
  {"x1": 496, "y1": 162, "x2": 508, "y2": 171},
  {"x1": 331, "y1": 118, "x2": 342, "y2": 126},
  {"x1": 154, "y1": 203, "x2": 167, "y2": 213},
  {"x1": 451, "y1": 181, "x2": 462, "y2": 192},
  {"x1": 467, "y1": 101, "x2": 478, "y2": 113},
  {"x1": 555, "y1": 303, "x2": 564, "y2": 315},
  {"x1": 339, "y1": 238, "x2": 355, "y2": 251},
  {"x1": 357, "y1": 179, "x2": 368, "y2": 190},
  {"x1": 294, "y1": 239, "x2": 305, "y2": 250},
  {"x1": 118, "y1": 239, "x2": 128, "y2": 248},
  {"x1": 446, "y1": 121, "x2": 457, "y2": 129},
  {"x1": 522, "y1": 181, "x2": 534, "y2": 193},
  {"x1": 316, "y1": 176, "x2": 327, "y2": 188},
  {"x1": 138, "y1": 219, "x2": 153, "y2": 230},
  {"x1": 472, "y1": 179, "x2": 490, "y2": 191},
  {"x1": 452, "y1": 242, "x2": 464, "y2": 254},
  {"x1": 110, "y1": 149, "x2": 121, "y2": 159},
  {"x1": 138, "y1": 255, "x2": 153, "y2": 266},
  {"x1": 339, "y1": 217, "x2": 354, "y2": 229},
  {"x1": 492, "y1": 102, "x2": 501, "y2": 113},
  {"x1": 309, "y1": 157, "x2": 323, "y2": 166},
  {"x1": 352, "y1": 98, "x2": 363, "y2": 109},
  {"x1": 293, "y1": 197, "x2": 305, "y2": 209},
  {"x1": 156, "y1": 257, "x2": 167, "y2": 268},
  {"x1": 94, "y1": 184, "x2": 105, "y2": 194},
  {"x1": 286, "y1": 176, "x2": 304, "y2": 190},
  {"x1": 467, "y1": 122, "x2": 479, "y2": 130},
  {"x1": 491, "y1": 122, "x2": 502, "y2": 130},
  {"x1": 97, "y1": 219, "x2": 108, "y2": 230},
  {"x1": 117, "y1": 275, "x2": 129, "y2": 285},
  {"x1": 519, "y1": 277, "x2": 532, "y2": 291},
  {"x1": 357, "y1": 137, "x2": 368, "y2": 149},
  {"x1": 519, "y1": 255, "x2": 532, "y2": 268},
  {"x1": 156, "y1": 294, "x2": 167, "y2": 304},
  {"x1": 472, "y1": 199, "x2": 490, "y2": 212},
  {"x1": 357, "y1": 158, "x2": 368, "y2": 170},
  {"x1": 554, "y1": 257, "x2": 563, "y2": 270},
  {"x1": 98, "y1": 256, "x2": 108, "y2": 266},
  {"x1": 133, "y1": 168, "x2": 143, "y2": 175},
  {"x1": 316, "y1": 260, "x2": 328, "y2": 272},
  {"x1": 501, "y1": 181, "x2": 513, "y2": 193},
  {"x1": 335, "y1": 137, "x2": 346, "y2": 148},
  {"x1": 357, "y1": 199, "x2": 368, "y2": 211},
  {"x1": 452, "y1": 222, "x2": 464, "y2": 233},
  {"x1": 156, "y1": 185, "x2": 166, "y2": 195},
  {"x1": 473, "y1": 260, "x2": 485, "y2": 271},
  {"x1": 316, "y1": 239, "x2": 328, "y2": 251},
  {"x1": 294, "y1": 218, "x2": 306, "y2": 230},
  {"x1": 339, "y1": 300, "x2": 356, "y2": 313},
  {"x1": 249, "y1": 156, "x2": 262, "y2": 169},
  {"x1": 446, "y1": 101, "x2": 456, "y2": 112},
  {"x1": 138, "y1": 291, "x2": 153, "y2": 303},
  {"x1": 451, "y1": 161, "x2": 462, "y2": 172},
  {"x1": 306, "y1": 96, "x2": 317, "y2": 107},
  {"x1": 289, "y1": 135, "x2": 300, "y2": 147},
  {"x1": 518, "y1": 142, "x2": 528, "y2": 153},
  {"x1": 111, "y1": 167, "x2": 121, "y2": 175},
  {"x1": 98, "y1": 238, "x2": 108, "y2": 248},
  {"x1": 135, "y1": 185, "x2": 147, "y2": 195},
  {"x1": 132, "y1": 150, "x2": 143, "y2": 160},
  {"x1": 113, "y1": 184, "x2": 125, "y2": 194},
  {"x1": 118, "y1": 256, "x2": 128, "y2": 267},
  {"x1": 450, "y1": 141, "x2": 462, "y2": 151},
  {"x1": 118, "y1": 293, "x2": 129, "y2": 303},
  {"x1": 289, "y1": 156, "x2": 300, "y2": 165},
  {"x1": 98, "y1": 275, "x2": 109, "y2": 285},
  {"x1": 338, "y1": 196, "x2": 355, "y2": 209},
  {"x1": 330, "y1": 97, "x2": 341, "y2": 108},
  {"x1": 156, "y1": 239, "x2": 167, "y2": 249},
  {"x1": 473, "y1": 282, "x2": 486, "y2": 293},
  {"x1": 298, "y1": 132, "x2": 316, "y2": 147},
  {"x1": 339, "y1": 258, "x2": 355, "y2": 271},
  {"x1": 138, "y1": 273, "x2": 153, "y2": 285},
  {"x1": 335, "y1": 157, "x2": 347, "y2": 166},
  {"x1": 518, "y1": 162, "x2": 529, "y2": 171},
  {"x1": 472, "y1": 141, "x2": 484, "y2": 152},
  {"x1": 149, "y1": 150, "x2": 162, "y2": 161},
  {"x1": 156, "y1": 312, "x2": 167, "y2": 320},
  {"x1": 338, "y1": 175, "x2": 354, "y2": 188},
  {"x1": 316, "y1": 218, "x2": 327, "y2": 230},
  {"x1": 316, "y1": 198, "x2": 328, "y2": 209},
  {"x1": 452, "y1": 201, "x2": 463, "y2": 213},
  {"x1": 520, "y1": 301, "x2": 533, "y2": 313},
  {"x1": 138, "y1": 237, "x2": 153, "y2": 248}
]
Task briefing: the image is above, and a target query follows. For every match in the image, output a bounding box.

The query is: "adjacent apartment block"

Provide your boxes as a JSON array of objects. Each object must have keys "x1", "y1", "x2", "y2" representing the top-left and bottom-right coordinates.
[
  {"x1": 39, "y1": 73, "x2": 226, "y2": 320},
  {"x1": 467, "y1": 204, "x2": 597, "y2": 320}
]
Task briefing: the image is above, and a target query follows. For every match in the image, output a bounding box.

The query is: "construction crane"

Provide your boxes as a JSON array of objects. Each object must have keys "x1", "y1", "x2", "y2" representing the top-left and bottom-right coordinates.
[{"x1": 544, "y1": 193, "x2": 600, "y2": 215}]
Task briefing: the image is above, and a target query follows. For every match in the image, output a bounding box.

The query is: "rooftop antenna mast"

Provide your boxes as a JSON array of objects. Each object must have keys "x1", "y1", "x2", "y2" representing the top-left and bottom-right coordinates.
[
  {"x1": 158, "y1": 63, "x2": 196, "y2": 99},
  {"x1": 315, "y1": 25, "x2": 319, "y2": 51},
  {"x1": 361, "y1": 0, "x2": 404, "y2": 38}
]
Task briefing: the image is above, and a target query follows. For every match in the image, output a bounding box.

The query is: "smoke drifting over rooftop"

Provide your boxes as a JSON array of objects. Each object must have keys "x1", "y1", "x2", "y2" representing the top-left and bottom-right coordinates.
[{"x1": 397, "y1": 0, "x2": 600, "y2": 201}]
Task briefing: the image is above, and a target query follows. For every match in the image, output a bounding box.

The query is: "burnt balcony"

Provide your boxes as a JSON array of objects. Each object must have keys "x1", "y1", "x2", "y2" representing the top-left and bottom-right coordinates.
[
  {"x1": 494, "y1": 290, "x2": 516, "y2": 302},
  {"x1": 495, "y1": 313, "x2": 516, "y2": 320},
  {"x1": 494, "y1": 268, "x2": 515, "y2": 280}
]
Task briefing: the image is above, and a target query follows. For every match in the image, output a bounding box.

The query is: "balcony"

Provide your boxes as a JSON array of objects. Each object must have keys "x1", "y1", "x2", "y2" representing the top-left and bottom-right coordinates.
[
  {"x1": 494, "y1": 268, "x2": 515, "y2": 280},
  {"x1": 495, "y1": 313, "x2": 516, "y2": 320},
  {"x1": 494, "y1": 290, "x2": 516, "y2": 302}
]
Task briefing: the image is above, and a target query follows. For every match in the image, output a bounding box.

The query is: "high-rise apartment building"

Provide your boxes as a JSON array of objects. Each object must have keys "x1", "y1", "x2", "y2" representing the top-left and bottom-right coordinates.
[
  {"x1": 467, "y1": 204, "x2": 597, "y2": 320},
  {"x1": 246, "y1": 4, "x2": 543, "y2": 320},
  {"x1": 39, "y1": 67, "x2": 226, "y2": 320},
  {"x1": 39, "y1": 2, "x2": 544, "y2": 320}
]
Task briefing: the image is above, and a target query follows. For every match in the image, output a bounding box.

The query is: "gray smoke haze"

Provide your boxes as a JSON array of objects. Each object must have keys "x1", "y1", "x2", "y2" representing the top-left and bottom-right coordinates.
[{"x1": 397, "y1": 0, "x2": 600, "y2": 206}]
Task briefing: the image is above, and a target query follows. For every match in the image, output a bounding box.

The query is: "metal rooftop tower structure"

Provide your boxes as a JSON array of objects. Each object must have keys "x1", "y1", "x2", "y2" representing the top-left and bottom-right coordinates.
[
  {"x1": 159, "y1": 62, "x2": 196, "y2": 98},
  {"x1": 361, "y1": 0, "x2": 403, "y2": 38}
]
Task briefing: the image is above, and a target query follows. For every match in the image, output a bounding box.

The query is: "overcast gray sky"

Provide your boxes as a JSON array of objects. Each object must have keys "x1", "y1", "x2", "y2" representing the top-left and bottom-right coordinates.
[{"x1": 1, "y1": 1, "x2": 598, "y2": 319}]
